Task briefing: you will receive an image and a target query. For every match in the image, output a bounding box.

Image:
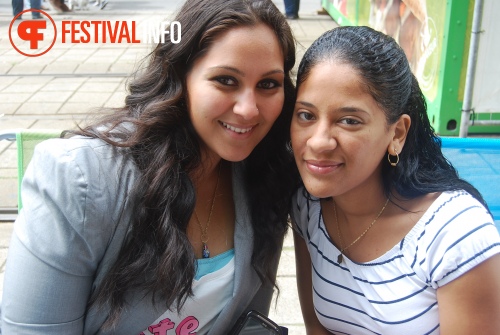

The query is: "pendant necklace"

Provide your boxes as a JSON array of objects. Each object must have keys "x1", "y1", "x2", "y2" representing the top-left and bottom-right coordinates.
[
  {"x1": 194, "y1": 162, "x2": 222, "y2": 259},
  {"x1": 334, "y1": 197, "x2": 389, "y2": 264}
]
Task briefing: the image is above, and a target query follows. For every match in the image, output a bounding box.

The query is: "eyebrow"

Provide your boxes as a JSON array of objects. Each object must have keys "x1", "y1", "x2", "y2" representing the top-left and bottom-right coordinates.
[
  {"x1": 210, "y1": 66, "x2": 284, "y2": 77},
  {"x1": 339, "y1": 106, "x2": 364, "y2": 113},
  {"x1": 296, "y1": 101, "x2": 366, "y2": 114},
  {"x1": 296, "y1": 101, "x2": 315, "y2": 108}
]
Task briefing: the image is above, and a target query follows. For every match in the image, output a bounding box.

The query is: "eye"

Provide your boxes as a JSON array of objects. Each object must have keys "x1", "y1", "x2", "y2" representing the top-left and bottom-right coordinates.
[
  {"x1": 257, "y1": 79, "x2": 281, "y2": 89},
  {"x1": 214, "y1": 76, "x2": 237, "y2": 86},
  {"x1": 296, "y1": 111, "x2": 315, "y2": 121},
  {"x1": 339, "y1": 118, "x2": 361, "y2": 125}
]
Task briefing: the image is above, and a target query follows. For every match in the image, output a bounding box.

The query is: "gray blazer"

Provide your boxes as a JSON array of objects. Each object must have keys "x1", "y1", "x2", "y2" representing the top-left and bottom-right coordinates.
[{"x1": 1, "y1": 137, "x2": 280, "y2": 334}]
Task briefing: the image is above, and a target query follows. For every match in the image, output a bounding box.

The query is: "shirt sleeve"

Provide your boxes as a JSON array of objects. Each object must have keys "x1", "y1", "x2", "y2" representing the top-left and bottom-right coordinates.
[{"x1": 418, "y1": 191, "x2": 500, "y2": 289}]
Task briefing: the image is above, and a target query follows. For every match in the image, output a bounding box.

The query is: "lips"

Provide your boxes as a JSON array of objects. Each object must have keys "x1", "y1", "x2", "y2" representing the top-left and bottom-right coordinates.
[
  {"x1": 305, "y1": 160, "x2": 342, "y2": 175},
  {"x1": 220, "y1": 121, "x2": 254, "y2": 134}
]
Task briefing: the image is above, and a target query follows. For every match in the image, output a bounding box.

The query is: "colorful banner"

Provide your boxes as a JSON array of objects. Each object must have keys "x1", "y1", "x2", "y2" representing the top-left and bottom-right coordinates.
[{"x1": 327, "y1": 0, "x2": 446, "y2": 101}]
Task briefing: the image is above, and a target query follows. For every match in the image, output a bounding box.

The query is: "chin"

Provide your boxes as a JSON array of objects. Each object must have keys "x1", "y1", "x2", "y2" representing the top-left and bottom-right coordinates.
[
  {"x1": 221, "y1": 150, "x2": 253, "y2": 163},
  {"x1": 307, "y1": 189, "x2": 332, "y2": 199},
  {"x1": 302, "y1": 181, "x2": 333, "y2": 199}
]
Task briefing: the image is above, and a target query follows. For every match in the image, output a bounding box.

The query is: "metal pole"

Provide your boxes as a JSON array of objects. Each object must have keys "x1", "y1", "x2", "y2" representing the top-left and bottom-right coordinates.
[{"x1": 459, "y1": 0, "x2": 484, "y2": 137}]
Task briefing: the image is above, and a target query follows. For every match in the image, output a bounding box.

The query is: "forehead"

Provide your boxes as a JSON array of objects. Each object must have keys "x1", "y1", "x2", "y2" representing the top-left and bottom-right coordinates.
[
  {"x1": 297, "y1": 60, "x2": 386, "y2": 116},
  {"x1": 299, "y1": 61, "x2": 368, "y2": 96},
  {"x1": 201, "y1": 23, "x2": 284, "y2": 62}
]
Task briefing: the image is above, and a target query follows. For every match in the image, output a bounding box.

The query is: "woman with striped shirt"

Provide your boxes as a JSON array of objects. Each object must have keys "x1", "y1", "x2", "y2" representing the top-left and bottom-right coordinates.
[{"x1": 290, "y1": 26, "x2": 500, "y2": 335}]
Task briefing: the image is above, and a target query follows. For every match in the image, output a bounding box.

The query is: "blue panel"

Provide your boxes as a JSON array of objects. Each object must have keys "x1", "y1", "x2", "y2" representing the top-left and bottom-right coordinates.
[{"x1": 440, "y1": 137, "x2": 500, "y2": 227}]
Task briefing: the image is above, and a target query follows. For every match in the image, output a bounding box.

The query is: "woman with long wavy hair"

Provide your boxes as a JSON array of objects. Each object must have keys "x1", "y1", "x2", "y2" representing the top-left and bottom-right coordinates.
[{"x1": 1, "y1": 0, "x2": 298, "y2": 333}]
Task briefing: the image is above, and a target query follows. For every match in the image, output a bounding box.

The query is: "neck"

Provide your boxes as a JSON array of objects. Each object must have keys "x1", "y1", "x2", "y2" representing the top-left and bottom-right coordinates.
[
  {"x1": 193, "y1": 160, "x2": 224, "y2": 206},
  {"x1": 193, "y1": 158, "x2": 222, "y2": 185},
  {"x1": 332, "y1": 186, "x2": 388, "y2": 225}
]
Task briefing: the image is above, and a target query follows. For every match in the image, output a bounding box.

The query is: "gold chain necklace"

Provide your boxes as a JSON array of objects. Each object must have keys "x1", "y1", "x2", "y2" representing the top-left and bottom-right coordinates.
[
  {"x1": 334, "y1": 197, "x2": 389, "y2": 264},
  {"x1": 193, "y1": 162, "x2": 222, "y2": 258}
]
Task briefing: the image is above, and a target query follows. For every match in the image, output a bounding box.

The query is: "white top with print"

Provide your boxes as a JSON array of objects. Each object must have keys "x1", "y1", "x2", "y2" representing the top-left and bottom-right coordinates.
[{"x1": 140, "y1": 255, "x2": 235, "y2": 335}]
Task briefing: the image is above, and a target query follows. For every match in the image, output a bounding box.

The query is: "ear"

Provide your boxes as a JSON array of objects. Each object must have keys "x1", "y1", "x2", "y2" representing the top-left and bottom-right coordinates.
[{"x1": 387, "y1": 114, "x2": 411, "y2": 155}]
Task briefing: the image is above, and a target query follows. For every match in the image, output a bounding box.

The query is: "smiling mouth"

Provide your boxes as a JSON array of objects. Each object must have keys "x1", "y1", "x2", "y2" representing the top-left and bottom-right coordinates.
[{"x1": 220, "y1": 121, "x2": 254, "y2": 134}]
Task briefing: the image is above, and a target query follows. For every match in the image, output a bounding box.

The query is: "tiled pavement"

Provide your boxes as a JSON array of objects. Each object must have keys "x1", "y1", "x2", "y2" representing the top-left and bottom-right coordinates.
[{"x1": 0, "y1": 0, "x2": 338, "y2": 332}]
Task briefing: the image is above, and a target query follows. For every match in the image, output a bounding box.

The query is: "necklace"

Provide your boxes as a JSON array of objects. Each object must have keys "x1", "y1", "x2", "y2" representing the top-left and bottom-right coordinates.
[
  {"x1": 334, "y1": 197, "x2": 389, "y2": 264},
  {"x1": 193, "y1": 162, "x2": 222, "y2": 258}
]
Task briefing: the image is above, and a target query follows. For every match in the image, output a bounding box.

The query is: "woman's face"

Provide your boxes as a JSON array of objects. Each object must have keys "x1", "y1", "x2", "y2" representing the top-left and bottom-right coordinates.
[
  {"x1": 290, "y1": 61, "x2": 398, "y2": 199},
  {"x1": 186, "y1": 23, "x2": 285, "y2": 163}
]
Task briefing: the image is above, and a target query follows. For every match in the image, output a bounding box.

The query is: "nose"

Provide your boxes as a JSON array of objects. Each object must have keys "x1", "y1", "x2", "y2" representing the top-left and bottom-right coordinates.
[
  {"x1": 233, "y1": 90, "x2": 259, "y2": 120},
  {"x1": 306, "y1": 122, "x2": 337, "y2": 153}
]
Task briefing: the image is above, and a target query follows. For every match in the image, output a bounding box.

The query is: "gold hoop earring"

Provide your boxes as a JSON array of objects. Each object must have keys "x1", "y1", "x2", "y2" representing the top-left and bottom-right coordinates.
[{"x1": 387, "y1": 151, "x2": 399, "y2": 166}]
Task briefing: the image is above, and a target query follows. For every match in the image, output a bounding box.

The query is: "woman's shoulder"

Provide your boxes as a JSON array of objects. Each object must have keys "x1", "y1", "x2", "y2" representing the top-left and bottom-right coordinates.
[
  {"x1": 36, "y1": 135, "x2": 138, "y2": 180},
  {"x1": 406, "y1": 189, "x2": 494, "y2": 243},
  {"x1": 27, "y1": 135, "x2": 140, "y2": 224},
  {"x1": 17, "y1": 136, "x2": 140, "y2": 276},
  {"x1": 428, "y1": 190, "x2": 491, "y2": 222},
  {"x1": 408, "y1": 190, "x2": 500, "y2": 287},
  {"x1": 38, "y1": 135, "x2": 129, "y2": 162},
  {"x1": 291, "y1": 187, "x2": 321, "y2": 236}
]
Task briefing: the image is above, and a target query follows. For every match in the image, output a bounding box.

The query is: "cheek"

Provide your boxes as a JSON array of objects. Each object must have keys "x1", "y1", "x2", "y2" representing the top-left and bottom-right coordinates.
[
  {"x1": 189, "y1": 93, "x2": 226, "y2": 121},
  {"x1": 348, "y1": 140, "x2": 383, "y2": 169}
]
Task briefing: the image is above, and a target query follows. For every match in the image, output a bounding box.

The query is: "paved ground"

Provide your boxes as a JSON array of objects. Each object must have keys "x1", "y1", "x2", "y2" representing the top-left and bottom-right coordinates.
[{"x1": 0, "y1": 0, "x2": 338, "y2": 333}]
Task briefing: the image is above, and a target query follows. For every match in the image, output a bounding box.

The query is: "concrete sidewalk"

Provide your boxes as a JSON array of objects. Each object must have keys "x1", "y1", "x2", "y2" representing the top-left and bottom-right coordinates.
[{"x1": 0, "y1": 1, "x2": 337, "y2": 333}]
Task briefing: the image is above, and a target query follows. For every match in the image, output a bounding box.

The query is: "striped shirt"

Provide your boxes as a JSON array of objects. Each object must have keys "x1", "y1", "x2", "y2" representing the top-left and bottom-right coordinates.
[{"x1": 292, "y1": 189, "x2": 500, "y2": 335}]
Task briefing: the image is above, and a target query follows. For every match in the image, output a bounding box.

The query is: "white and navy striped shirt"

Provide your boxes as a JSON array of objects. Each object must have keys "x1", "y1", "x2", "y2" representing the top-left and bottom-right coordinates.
[{"x1": 292, "y1": 189, "x2": 500, "y2": 335}]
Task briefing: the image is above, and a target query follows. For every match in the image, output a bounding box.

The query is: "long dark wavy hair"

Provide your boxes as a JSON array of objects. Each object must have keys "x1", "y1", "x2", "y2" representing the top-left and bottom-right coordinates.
[
  {"x1": 296, "y1": 25, "x2": 488, "y2": 208},
  {"x1": 72, "y1": 0, "x2": 297, "y2": 328}
]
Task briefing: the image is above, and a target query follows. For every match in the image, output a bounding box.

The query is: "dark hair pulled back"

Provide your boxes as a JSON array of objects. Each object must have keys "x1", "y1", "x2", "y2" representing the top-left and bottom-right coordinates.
[{"x1": 296, "y1": 25, "x2": 487, "y2": 207}]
